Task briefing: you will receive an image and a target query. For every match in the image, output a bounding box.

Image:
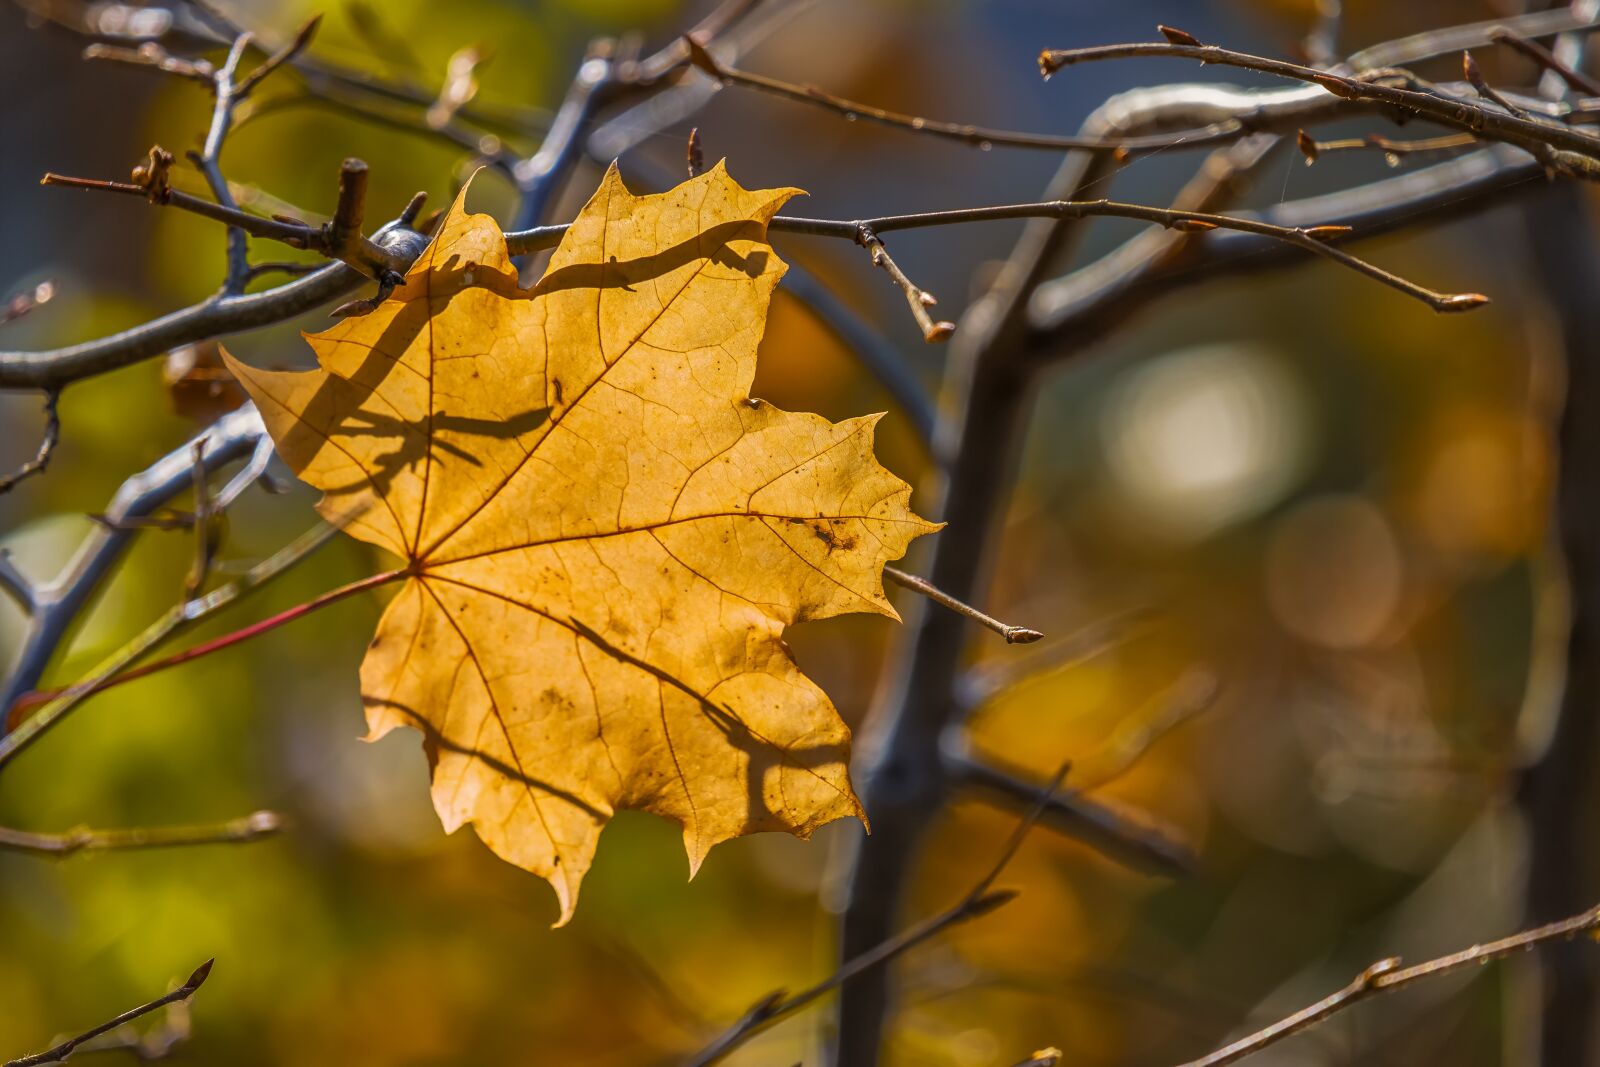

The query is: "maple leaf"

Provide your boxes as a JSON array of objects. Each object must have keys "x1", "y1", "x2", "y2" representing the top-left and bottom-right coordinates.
[{"x1": 223, "y1": 164, "x2": 939, "y2": 922}]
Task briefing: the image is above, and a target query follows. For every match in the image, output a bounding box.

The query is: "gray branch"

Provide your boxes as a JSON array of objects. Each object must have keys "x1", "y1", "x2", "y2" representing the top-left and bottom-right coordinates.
[{"x1": 0, "y1": 405, "x2": 267, "y2": 722}]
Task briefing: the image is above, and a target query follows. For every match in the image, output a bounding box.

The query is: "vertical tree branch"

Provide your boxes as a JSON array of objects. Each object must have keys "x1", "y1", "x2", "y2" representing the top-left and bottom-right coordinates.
[
  {"x1": 1517, "y1": 173, "x2": 1600, "y2": 1067},
  {"x1": 835, "y1": 147, "x2": 1098, "y2": 1064}
]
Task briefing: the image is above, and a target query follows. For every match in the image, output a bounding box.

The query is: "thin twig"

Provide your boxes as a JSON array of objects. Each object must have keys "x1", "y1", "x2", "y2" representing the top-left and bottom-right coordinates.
[
  {"x1": 45, "y1": 170, "x2": 1490, "y2": 314},
  {"x1": 1178, "y1": 903, "x2": 1600, "y2": 1066},
  {"x1": 1491, "y1": 24, "x2": 1600, "y2": 98},
  {"x1": 0, "y1": 811, "x2": 280, "y2": 857},
  {"x1": 1462, "y1": 49, "x2": 1531, "y2": 120},
  {"x1": 0, "y1": 392, "x2": 60, "y2": 496},
  {"x1": 683, "y1": 34, "x2": 1228, "y2": 156},
  {"x1": 177, "y1": 0, "x2": 545, "y2": 139},
  {"x1": 0, "y1": 408, "x2": 267, "y2": 720},
  {"x1": 234, "y1": 15, "x2": 320, "y2": 99},
  {"x1": 685, "y1": 765, "x2": 1071, "y2": 1067},
  {"x1": 7, "y1": 566, "x2": 405, "y2": 729},
  {"x1": 4, "y1": 959, "x2": 213, "y2": 1067},
  {"x1": 0, "y1": 516, "x2": 357, "y2": 771},
  {"x1": 5, "y1": 172, "x2": 1488, "y2": 396},
  {"x1": 1028, "y1": 144, "x2": 1541, "y2": 345},
  {"x1": 856, "y1": 227, "x2": 956, "y2": 343},
  {"x1": 1037, "y1": 37, "x2": 1600, "y2": 178},
  {"x1": 773, "y1": 201, "x2": 1488, "y2": 312},
  {"x1": 40, "y1": 161, "x2": 411, "y2": 282},
  {"x1": 884, "y1": 565, "x2": 1042, "y2": 643},
  {"x1": 1297, "y1": 129, "x2": 1477, "y2": 164},
  {"x1": 944, "y1": 747, "x2": 1196, "y2": 877}
]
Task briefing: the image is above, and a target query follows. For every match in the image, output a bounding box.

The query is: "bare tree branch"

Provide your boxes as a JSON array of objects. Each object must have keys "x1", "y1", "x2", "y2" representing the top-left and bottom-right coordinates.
[
  {"x1": 0, "y1": 391, "x2": 59, "y2": 496},
  {"x1": 3, "y1": 959, "x2": 213, "y2": 1067},
  {"x1": 1175, "y1": 904, "x2": 1600, "y2": 1067},
  {"x1": 1038, "y1": 35, "x2": 1600, "y2": 178},
  {"x1": 0, "y1": 811, "x2": 280, "y2": 857},
  {"x1": 884, "y1": 565, "x2": 1042, "y2": 643},
  {"x1": 0, "y1": 407, "x2": 266, "y2": 724}
]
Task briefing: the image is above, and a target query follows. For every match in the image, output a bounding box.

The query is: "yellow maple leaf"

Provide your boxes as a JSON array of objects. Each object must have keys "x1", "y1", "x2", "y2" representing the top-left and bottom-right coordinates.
[{"x1": 223, "y1": 163, "x2": 939, "y2": 922}]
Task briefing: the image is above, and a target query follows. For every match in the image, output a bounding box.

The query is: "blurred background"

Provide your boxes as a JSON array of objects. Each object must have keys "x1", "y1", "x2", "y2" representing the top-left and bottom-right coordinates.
[{"x1": 0, "y1": 0, "x2": 1589, "y2": 1063}]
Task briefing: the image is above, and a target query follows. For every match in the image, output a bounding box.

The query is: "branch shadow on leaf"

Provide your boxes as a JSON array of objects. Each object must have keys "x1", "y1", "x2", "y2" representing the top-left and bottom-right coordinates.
[
  {"x1": 533, "y1": 220, "x2": 771, "y2": 296},
  {"x1": 567, "y1": 617, "x2": 855, "y2": 838},
  {"x1": 313, "y1": 404, "x2": 551, "y2": 508},
  {"x1": 276, "y1": 226, "x2": 768, "y2": 527},
  {"x1": 363, "y1": 695, "x2": 608, "y2": 820}
]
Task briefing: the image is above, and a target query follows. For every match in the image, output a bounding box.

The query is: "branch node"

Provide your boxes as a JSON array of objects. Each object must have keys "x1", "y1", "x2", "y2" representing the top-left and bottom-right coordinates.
[
  {"x1": 0, "y1": 549, "x2": 36, "y2": 613},
  {"x1": 683, "y1": 34, "x2": 725, "y2": 82}
]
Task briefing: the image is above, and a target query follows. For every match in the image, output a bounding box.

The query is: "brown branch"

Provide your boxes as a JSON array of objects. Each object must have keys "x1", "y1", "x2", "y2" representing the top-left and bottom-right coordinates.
[
  {"x1": 4, "y1": 959, "x2": 213, "y2": 1067},
  {"x1": 6, "y1": 170, "x2": 1490, "y2": 395},
  {"x1": 1462, "y1": 49, "x2": 1531, "y2": 119},
  {"x1": 685, "y1": 765, "x2": 1071, "y2": 1067},
  {"x1": 1297, "y1": 129, "x2": 1476, "y2": 164},
  {"x1": 0, "y1": 392, "x2": 59, "y2": 496},
  {"x1": 1491, "y1": 23, "x2": 1600, "y2": 98},
  {"x1": 884, "y1": 565, "x2": 1041, "y2": 643},
  {"x1": 234, "y1": 14, "x2": 320, "y2": 99},
  {"x1": 1037, "y1": 37, "x2": 1600, "y2": 178},
  {"x1": 777, "y1": 200, "x2": 1488, "y2": 313},
  {"x1": 0, "y1": 811, "x2": 281, "y2": 857},
  {"x1": 944, "y1": 748, "x2": 1197, "y2": 878},
  {"x1": 40, "y1": 158, "x2": 411, "y2": 281},
  {"x1": 684, "y1": 33, "x2": 1236, "y2": 156},
  {"x1": 856, "y1": 227, "x2": 956, "y2": 344},
  {"x1": 1177, "y1": 904, "x2": 1600, "y2": 1066}
]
